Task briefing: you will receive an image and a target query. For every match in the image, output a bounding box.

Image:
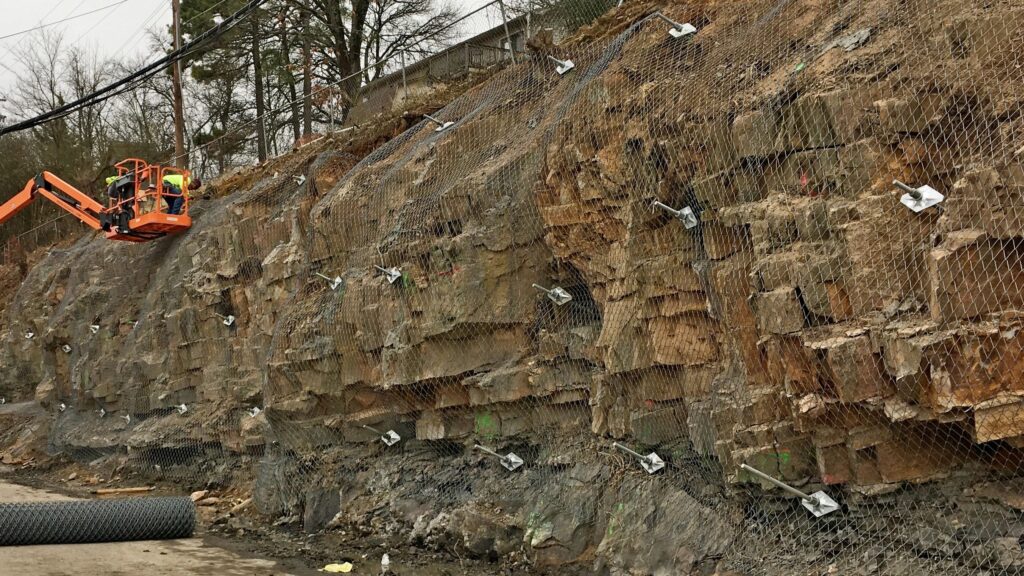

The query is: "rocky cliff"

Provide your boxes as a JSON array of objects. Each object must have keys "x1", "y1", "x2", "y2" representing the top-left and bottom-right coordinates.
[{"x1": 5, "y1": 0, "x2": 1024, "y2": 573}]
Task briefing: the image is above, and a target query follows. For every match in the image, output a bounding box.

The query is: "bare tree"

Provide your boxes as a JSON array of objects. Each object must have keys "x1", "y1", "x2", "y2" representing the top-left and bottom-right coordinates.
[
  {"x1": 300, "y1": 2, "x2": 313, "y2": 137},
  {"x1": 106, "y1": 56, "x2": 176, "y2": 164},
  {"x1": 64, "y1": 48, "x2": 117, "y2": 176},
  {"x1": 251, "y1": 11, "x2": 268, "y2": 163},
  {"x1": 10, "y1": 29, "x2": 115, "y2": 185},
  {"x1": 302, "y1": 0, "x2": 371, "y2": 118},
  {"x1": 275, "y1": 4, "x2": 303, "y2": 142},
  {"x1": 361, "y1": 0, "x2": 460, "y2": 82}
]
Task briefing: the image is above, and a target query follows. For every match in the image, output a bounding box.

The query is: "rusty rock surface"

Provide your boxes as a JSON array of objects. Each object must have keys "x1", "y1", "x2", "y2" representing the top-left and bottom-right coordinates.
[{"x1": 4, "y1": 0, "x2": 1024, "y2": 573}]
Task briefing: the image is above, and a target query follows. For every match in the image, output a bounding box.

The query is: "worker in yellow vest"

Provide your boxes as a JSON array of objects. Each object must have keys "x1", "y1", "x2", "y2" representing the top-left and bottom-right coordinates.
[
  {"x1": 105, "y1": 175, "x2": 118, "y2": 204},
  {"x1": 162, "y1": 173, "x2": 201, "y2": 215},
  {"x1": 105, "y1": 174, "x2": 135, "y2": 217}
]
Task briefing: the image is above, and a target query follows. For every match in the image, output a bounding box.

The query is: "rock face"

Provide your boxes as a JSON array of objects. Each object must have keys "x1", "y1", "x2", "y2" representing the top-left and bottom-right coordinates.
[{"x1": 5, "y1": 0, "x2": 1024, "y2": 573}]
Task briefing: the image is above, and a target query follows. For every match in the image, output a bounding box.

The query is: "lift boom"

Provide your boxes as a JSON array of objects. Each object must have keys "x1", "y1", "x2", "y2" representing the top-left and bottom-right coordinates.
[
  {"x1": 0, "y1": 172, "x2": 106, "y2": 231},
  {"x1": 0, "y1": 160, "x2": 192, "y2": 243}
]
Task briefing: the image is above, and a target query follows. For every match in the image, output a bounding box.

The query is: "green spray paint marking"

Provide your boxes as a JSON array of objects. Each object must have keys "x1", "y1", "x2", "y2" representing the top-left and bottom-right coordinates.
[
  {"x1": 606, "y1": 502, "x2": 625, "y2": 537},
  {"x1": 525, "y1": 511, "x2": 555, "y2": 547},
  {"x1": 475, "y1": 412, "x2": 499, "y2": 439}
]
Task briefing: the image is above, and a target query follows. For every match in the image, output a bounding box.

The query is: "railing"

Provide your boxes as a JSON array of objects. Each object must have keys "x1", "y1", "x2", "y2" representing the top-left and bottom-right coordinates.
[{"x1": 107, "y1": 160, "x2": 191, "y2": 220}]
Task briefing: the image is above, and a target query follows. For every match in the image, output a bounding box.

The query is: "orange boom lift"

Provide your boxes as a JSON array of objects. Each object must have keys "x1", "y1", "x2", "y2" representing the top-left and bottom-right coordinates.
[{"x1": 0, "y1": 159, "x2": 192, "y2": 243}]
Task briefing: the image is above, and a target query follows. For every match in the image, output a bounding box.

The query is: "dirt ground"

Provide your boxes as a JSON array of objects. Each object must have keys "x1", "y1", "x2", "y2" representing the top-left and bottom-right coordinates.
[
  {"x1": 0, "y1": 467, "x2": 530, "y2": 576},
  {"x1": 0, "y1": 478, "x2": 319, "y2": 576}
]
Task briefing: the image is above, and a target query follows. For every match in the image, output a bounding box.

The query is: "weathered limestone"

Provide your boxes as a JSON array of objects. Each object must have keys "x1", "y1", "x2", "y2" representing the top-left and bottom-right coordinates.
[
  {"x1": 875, "y1": 95, "x2": 946, "y2": 135},
  {"x1": 824, "y1": 336, "x2": 893, "y2": 403},
  {"x1": 947, "y1": 10, "x2": 1024, "y2": 70},
  {"x1": 5, "y1": 4, "x2": 1024, "y2": 536},
  {"x1": 975, "y1": 395, "x2": 1024, "y2": 443},
  {"x1": 692, "y1": 171, "x2": 740, "y2": 210},
  {"x1": 732, "y1": 110, "x2": 778, "y2": 159},
  {"x1": 797, "y1": 251, "x2": 849, "y2": 320},
  {"x1": 753, "y1": 288, "x2": 805, "y2": 335},
  {"x1": 928, "y1": 230, "x2": 1024, "y2": 321},
  {"x1": 843, "y1": 195, "x2": 931, "y2": 316},
  {"x1": 703, "y1": 223, "x2": 750, "y2": 260}
]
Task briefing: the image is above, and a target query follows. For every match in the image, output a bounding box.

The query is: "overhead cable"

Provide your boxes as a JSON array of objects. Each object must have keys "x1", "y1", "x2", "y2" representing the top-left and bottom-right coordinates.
[
  {"x1": 0, "y1": 0, "x2": 271, "y2": 136},
  {"x1": 0, "y1": 0, "x2": 129, "y2": 42}
]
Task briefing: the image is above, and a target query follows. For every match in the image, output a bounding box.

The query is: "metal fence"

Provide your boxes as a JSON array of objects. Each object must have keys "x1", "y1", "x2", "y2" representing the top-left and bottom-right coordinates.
[{"x1": 6, "y1": 0, "x2": 1024, "y2": 574}]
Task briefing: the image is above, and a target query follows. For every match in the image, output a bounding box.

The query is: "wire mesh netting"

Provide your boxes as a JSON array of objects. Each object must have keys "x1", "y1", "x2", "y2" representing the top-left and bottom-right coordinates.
[
  {"x1": 6, "y1": 0, "x2": 1024, "y2": 573},
  {"x1": 0, "y1": 497, "x2": 195, "y2": 546}
]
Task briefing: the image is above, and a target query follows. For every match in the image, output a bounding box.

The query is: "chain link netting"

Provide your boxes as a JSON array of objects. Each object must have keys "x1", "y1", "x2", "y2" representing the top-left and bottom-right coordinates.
[
  {"x1": 0, "y1": 497, "x2": 195, "y2": 546},
  {"x1": 6, "y1": 0, "x2": 1024, "y2": 573}
]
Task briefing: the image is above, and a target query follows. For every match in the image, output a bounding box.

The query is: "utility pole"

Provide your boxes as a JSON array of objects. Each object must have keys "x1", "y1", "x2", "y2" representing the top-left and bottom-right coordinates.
[
  {"x1": 300, "y1": 1, "x2": 312, "y2": 138},
  {"x1": 171, "y1": 0, "x2": 188, "y2": 168},
  {"x1": 251, "y1": 14, "x2": 267, "y2": 163}
]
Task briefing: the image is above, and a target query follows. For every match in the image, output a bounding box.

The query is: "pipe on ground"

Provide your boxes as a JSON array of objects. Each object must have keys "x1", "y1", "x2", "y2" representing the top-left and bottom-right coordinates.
[{"x1": 0, "y1": 497, "x2": 195, "y2": 546}]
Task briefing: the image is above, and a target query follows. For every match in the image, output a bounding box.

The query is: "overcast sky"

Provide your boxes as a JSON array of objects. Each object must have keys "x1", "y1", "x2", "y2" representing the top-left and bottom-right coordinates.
[
  {"x1": 0, "y1": 1, "x2": 173, "y2": 85},
  {"x1": 0, "y1": 0, "x2": 498, "y2": 114}
]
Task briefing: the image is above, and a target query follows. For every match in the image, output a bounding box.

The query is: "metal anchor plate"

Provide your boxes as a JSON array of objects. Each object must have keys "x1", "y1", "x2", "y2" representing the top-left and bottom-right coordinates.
[
  {"x1": 669, "y1": 22, "x2": 697, "y2": 38},
  {"x1": 547, "y1": 287, "x2": 572, "y2": 306},
  {"x1": 640, "y1": 452, "x2": 665, "y2": 474},
  {"x1": 500, "y1": 452, "x2": 524, "y2": 471},
  {"x1": 678, "y1": 206, "x2": 698, "y2": 229},
  {"x1": 555, "y1": 59, "x2": 575, "y2": 75},
  {"x1": 900, "y1": 184, "x2": 944, "y2": 213},
  {"x1": 803, "y1": 491, "x2": 840, "y2": 517},
  {"x1": 378, "y1": 266, "x2": 402, "y2": 284},
  {"x1": 381, "y1": 430, "x2": 401, "y2": 446}
]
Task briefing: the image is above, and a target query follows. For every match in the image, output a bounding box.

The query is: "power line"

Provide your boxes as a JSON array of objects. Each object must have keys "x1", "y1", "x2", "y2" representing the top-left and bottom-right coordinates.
[
  {"x1": 0, "y1": 0, "x2": 164, "y2": 127},
  {"x1": 71, "y1": 0, "x2": 162, "y2": 48},
  {"x1": 75, "y1": 0, "x2": 235, "y2": 56},
  {"x1": 60, "y1": 0, "x2": 94, "y2": 26},
  {"x1": 1, "y1": 0, "x2": 229, "y2": 126},
  {"x1": 0, "y1": 0, "x2": 129, "y2": 42},
  {"x1": 3, "y1": 0, "x2": 494, "y2": 163},
  {"x1": 0, "y1": 0, "x2": 272, "y2": 136},
  {"x1": 174, "y1": 0, "x2": 502, "y2": 167},
  {"x1": 181, "y1": 0, "x2": 236, "y2": 33},
  {"x1": 4, "y1": 0, "x2": 495, "y2": 235},
  {"x1": 39, "y1": 0, "x2": 76, "y2": 23}
]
